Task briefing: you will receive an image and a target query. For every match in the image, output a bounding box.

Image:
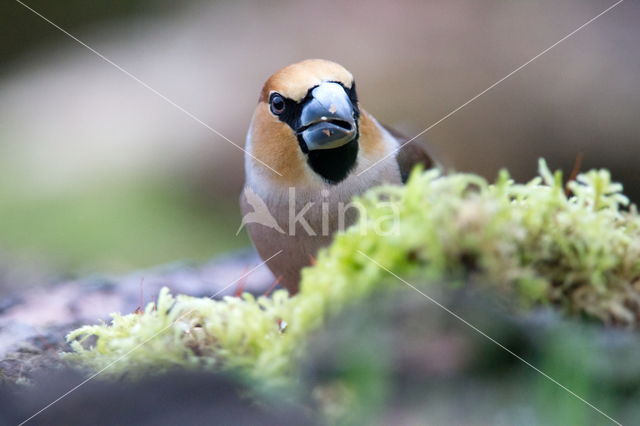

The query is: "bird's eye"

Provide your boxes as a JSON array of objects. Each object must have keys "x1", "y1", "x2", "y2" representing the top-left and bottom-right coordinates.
[{"x1": 270, "y1": 94, "x2": 286, "y2": 115}]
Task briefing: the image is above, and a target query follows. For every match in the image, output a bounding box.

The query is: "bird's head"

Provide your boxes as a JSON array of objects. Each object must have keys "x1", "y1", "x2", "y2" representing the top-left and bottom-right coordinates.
[{"x1": 248, "y1": 59, "x2": 363, "y2": 185}]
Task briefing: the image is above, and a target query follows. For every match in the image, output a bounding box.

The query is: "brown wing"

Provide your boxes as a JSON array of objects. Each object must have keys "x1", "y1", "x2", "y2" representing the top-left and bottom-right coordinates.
[{"x1": 383, "y1": 125, "x2": 434, "y2": 183}]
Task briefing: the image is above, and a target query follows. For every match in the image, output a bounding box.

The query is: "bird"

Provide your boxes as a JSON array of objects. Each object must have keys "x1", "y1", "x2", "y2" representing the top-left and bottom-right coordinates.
[
  {"x1": 236, "y1": 186, "x2": 284, "y2": 236},
  {"x1": 241, "y1": 59, "x2": 433, "y2": 294}
]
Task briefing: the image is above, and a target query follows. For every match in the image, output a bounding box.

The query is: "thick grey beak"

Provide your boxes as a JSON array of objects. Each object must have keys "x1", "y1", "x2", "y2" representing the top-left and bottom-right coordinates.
[{"x1": 297, "y1": 82, "x2": 357, "y2": 151}]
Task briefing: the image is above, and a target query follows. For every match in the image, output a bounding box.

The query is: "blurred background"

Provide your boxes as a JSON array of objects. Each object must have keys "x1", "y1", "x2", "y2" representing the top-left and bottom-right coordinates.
[{"x1": 1, "y1": 0, "x2": 639, "y2": 281}]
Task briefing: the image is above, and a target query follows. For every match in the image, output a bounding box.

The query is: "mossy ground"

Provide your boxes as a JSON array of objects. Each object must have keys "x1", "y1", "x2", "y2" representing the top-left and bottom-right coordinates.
[{"x1": 65, "y1": 160, "x2": 640, "y2": 389}]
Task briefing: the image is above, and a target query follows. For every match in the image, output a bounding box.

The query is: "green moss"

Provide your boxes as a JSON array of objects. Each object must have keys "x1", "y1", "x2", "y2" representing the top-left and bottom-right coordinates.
[{"x1": 65, "y1": 160, "x2": 640, "y2": 384}]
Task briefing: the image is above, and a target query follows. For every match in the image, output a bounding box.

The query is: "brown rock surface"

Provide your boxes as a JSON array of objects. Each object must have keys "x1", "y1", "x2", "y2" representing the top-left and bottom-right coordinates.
[{"x1": 0, "y1": 249, "x2": 273, "y2": 384}]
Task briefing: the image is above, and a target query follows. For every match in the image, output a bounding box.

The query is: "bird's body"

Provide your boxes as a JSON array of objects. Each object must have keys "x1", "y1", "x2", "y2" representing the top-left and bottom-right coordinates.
[{"x1": 241, "y1": 59, "x2": 432, "y2": 293}]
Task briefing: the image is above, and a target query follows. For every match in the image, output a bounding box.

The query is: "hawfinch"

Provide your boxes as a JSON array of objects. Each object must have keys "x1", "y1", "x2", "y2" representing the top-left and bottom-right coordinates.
[{"x1": 241, "y1": 59, "x2": 432, "y2": 293}]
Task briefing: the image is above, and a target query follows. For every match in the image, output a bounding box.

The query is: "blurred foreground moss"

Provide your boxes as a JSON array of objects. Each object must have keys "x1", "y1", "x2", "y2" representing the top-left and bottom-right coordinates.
[{"x1": 65, "y1": 160, "x2": 640, "y2": 389}]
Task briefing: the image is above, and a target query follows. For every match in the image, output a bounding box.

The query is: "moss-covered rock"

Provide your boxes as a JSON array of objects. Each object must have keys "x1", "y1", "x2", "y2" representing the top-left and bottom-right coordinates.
[{"x1": 65, "y1": 160, "x2": 640, "y2": 385}]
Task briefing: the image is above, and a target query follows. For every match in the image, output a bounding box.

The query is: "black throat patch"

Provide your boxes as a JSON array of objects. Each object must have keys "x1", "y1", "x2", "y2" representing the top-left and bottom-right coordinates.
[{"x1": 306, "y1": 138, "x2": 358, "y2": 184}]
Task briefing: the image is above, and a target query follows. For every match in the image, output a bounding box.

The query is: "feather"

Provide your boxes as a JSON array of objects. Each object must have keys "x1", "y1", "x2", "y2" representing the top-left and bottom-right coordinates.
[{"x1": 383, "y1": 125, "x2": 434, "y2": 183}]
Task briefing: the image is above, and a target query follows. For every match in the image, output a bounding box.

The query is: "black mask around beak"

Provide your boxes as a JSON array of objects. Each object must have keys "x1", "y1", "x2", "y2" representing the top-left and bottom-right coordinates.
[{"x1": 297, "y1": 82, "x2": 357, "y2": 151}]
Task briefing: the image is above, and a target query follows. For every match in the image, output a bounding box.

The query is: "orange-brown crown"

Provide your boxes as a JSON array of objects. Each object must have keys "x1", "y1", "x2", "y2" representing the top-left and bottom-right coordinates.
[{"x1": 259, "y1": 59, "x2": 354, "y2": 103}]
